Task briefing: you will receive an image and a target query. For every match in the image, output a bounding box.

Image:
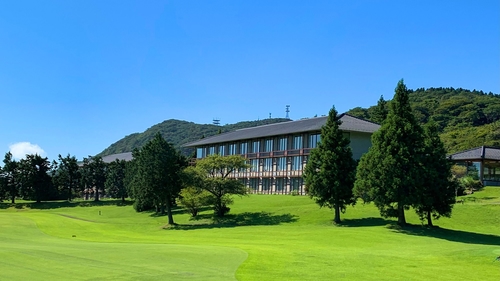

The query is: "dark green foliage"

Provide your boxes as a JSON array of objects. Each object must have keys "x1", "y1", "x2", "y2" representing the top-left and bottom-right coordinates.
[
  {"x1": 354, "y1": 80, "x2": 426, "y2": 225},
  {"x1": 185, "y1": 154, "x2": 249, "y2": 217},
  {"x1": 128, "y1": 133, "x2": 185, "y2": 224},
  {"x1": 99, "y1": 118, "x2": 290, "y2": 157},
  {"x1": 413, "y1": 121, "x2": 456, "y2": 226},
  {"x1": 18, "y1": 154, "x2": 54, "y2": 203},
  {"x1": 52, "y1": 154, "x2": 81, "y2": 201},
  {"x1": 105, "y1": 159, "x2": 127, "y2": 202},
  {"x1": 370, "y1": 95, "x2": 388, "y2": 124},
  {"x1": 1, "y1": 152, "x2": 20, "y2": 203},
  {"x1": 347, "y1": 87, "x2": 500, "y2": 153},
  {"x1": 303, "y1": 106, "x2": 357, "y2": 224},
  {"x1": 81, "y1": 156, "x2": 107, "y2": 201}
]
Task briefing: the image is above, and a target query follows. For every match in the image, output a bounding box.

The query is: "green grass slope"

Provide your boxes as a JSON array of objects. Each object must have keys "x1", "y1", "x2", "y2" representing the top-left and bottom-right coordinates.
[{"x1": 1, "y1": 187, "x2": 500, "y2": 280}]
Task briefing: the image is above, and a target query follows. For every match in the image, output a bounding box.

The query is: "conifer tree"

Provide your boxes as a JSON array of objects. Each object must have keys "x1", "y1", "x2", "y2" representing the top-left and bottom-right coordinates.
[
  {"x1": 130, "y1": 133, "x2": 184, "y2": 224},
  {"x1": 303, "y1": 106, "x2": 357, "y2": 224},
  {"x1": 2, "y1": 152, "x2": 20, "y2": 203},
  {"x1": 413, "y1": 120, "x2": 456, "y2": 226},
  {"x1": 371, "y1": 95, "x2": 388, "y2": 124},
  {"x1": 354, "y1": 80, "x2": 425, "y2": 225}
]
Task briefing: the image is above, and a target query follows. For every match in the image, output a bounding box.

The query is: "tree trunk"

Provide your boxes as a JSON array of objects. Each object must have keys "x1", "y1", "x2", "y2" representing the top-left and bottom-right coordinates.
[
  {"x1": 166, "y1": 196, "x2": 174, "y2": 225},
  {"x1": 397, "y1": 203, "x2": 406, "y2": 226},
  {"x1": 334, "y1": 204, "x2": 341, "y2": 224},
  {"x1": 11, "y1": 194, "x2": 15, "y2": 204},
  {"x1": 426, "y1": 211, "x2": 433, "y2": 227},
  {"x1": 94, "y1": 188, "x2": 99, "y2": 201},
  {"x1": 121, "y1": 195, "x2": 125, "y2": 203},
  {"x1": 68, "y1": 186, "x2": 72, "y2": 201}
]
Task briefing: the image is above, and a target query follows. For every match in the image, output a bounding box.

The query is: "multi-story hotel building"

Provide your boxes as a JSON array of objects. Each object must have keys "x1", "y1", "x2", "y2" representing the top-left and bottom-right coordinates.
[{"x1": 183, "y1": 114, "x2": 380, "y2": 194}]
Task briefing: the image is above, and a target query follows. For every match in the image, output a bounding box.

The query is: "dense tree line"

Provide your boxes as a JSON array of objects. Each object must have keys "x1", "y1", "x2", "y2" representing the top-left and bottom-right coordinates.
[
  {"x1": 347, "y1": 87, "x2": 500, "y2": 153},
  {"x1": 0, "y1": 153, "x2": 129, "y2": 203},
  {"x1": 306, "y1": 81, "x2": 456, "y2": 226}
]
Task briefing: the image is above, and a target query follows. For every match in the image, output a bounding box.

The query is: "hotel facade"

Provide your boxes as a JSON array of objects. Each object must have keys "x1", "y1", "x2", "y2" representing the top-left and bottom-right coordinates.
[{"x1": 183, "y1": 114, "x2": 380, "y2": 194}]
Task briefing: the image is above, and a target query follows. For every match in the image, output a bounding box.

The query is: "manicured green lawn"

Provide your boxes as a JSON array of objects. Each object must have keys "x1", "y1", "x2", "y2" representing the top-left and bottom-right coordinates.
[{"x1": 1, "y1": 187, "x2": 499, "y2": 280}]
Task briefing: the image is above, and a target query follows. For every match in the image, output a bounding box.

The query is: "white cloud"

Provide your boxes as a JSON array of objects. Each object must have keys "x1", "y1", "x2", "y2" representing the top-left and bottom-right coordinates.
[{"x1": 9, "y1": 142, "x2": 47, "y2": 159}]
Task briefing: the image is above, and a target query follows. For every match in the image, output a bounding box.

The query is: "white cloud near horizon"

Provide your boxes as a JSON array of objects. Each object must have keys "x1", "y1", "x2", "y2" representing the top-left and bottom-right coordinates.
[{"x1": 9, "y1": 142, "x2": 47, "y2": 159}]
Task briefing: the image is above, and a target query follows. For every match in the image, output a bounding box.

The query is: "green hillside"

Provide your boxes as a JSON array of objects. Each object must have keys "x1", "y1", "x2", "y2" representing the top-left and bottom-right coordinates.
[
  {"x1": 99, "y1": 118, "x2": 291, "y2": 156},
  {"x1": 347, "y1": 87, "x2": 500, "y2": 153}
]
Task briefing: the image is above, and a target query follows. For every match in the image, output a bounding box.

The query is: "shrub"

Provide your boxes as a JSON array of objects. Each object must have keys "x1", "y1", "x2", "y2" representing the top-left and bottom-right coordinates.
[{"x1": 177, "y1": 187, "x2": 212, "y2": 217}]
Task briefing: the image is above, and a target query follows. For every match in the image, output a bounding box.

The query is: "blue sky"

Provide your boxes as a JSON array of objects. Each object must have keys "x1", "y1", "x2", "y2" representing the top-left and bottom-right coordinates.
[{"x1": 0, "y1": 0, "x2": 498, "y2": 160}]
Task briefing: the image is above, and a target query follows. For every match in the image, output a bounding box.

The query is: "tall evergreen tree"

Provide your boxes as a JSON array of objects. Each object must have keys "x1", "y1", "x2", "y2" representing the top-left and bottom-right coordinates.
[
  {"x1": 354, "y1": 80, "x2": 426, "y2": 225},
  {"x1": 81, "y1": 156, "x2": 107, "y2": 201},
  {"x1": 19, "y1": 154, "x2": 53, "y2": 203},
  {"x1": 131, "y1": 133, "x2": 184, "y2": 224},
  {"x1": 303, "y1": 106, "x2": 357, "y2": 224},
  {"x1": 371, "y1": 95, "x2": 388, "y2": 124},
  {"x1": 413, "y1": 120, "x2": 456, "y2": 226},
  {"x1": 105, "y1": 159, "x2": 127, "y2": 202},
  {"x1": 53, "y1": 154, "x2": 81, "y2": 201},
  {"x1": 2, "y1": 152, "x2": 20, "y2": 203}
]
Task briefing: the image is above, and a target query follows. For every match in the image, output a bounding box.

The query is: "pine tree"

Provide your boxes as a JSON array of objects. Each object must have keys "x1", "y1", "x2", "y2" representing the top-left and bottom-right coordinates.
[
  {"x1": 413, "y1": 120, "x2": 456, "y2": 226},
  {"x1": 130, "y1": 133, "x2": 184, "y2": 224},
  {"x1": 303, "y1": 106, "x2": 357, "y2": 224},
  {"x1": 354, "y1": 80, "x2": 426, "y2": 225},
  {"x1": 371, "y1": 95, "x2": 388, "y2": 124}
]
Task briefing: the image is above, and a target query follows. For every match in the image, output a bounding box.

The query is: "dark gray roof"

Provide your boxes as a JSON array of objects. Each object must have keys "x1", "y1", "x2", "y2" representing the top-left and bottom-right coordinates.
[
  {"x1": 183, "y1": 114, "x2": 380, "y2": 147},
  {"x1": 102, "y1": 152, "x2": 133, "y2": 163},
  {"x1": 448, "y1": 146, "x2": 500, "y2": 161}
]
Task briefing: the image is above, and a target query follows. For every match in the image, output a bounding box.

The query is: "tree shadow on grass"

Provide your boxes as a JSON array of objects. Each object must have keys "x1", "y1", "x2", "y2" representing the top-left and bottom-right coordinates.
[
  {"x1": 340, "y1": 217, "x2": 395, "y2": 227},
  {"x1": 388, "y1": 224, "x2": 500, "y2": 246},
  {"x1": 169, "y1": 212, "x2": 298, "y2": 230},
  {"x1": 0, "y1": 200, "x2": 133, "y2": 210},
  {"x1": 148, "y1": 206, "x2": 213, "y2": 217}
]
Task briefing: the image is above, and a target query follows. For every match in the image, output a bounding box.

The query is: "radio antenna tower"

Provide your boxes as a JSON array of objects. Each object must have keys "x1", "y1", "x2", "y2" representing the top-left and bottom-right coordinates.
[
  {"x1": 285, "y1": 105, "x2": 290, "y2": 119},
  {"x1": 213, "y1": 118, "x2": 220, "y2": 126}
]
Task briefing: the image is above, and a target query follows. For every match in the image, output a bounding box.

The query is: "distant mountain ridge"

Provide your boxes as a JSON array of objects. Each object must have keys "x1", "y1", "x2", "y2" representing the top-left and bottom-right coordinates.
[
  {"x1": 99, "y1": 118, "x2": 291, "y2": 156},
  {"x1": 101, "y1": 87, "x2": 499, "y2": 157}
]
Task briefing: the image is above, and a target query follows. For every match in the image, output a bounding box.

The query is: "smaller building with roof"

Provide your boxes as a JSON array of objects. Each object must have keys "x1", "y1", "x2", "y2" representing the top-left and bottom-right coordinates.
[{"x1": 448, "y1": 146, "x2": 500, "y2": 186}]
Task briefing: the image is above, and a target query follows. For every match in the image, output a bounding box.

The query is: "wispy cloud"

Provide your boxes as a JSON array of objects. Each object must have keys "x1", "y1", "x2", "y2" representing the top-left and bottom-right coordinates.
[{"x1": 9, "y1": 142, "x2": 46, "y2": 159}]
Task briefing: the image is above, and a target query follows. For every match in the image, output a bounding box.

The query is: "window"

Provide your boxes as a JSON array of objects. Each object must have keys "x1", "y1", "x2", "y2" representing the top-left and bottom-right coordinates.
[
  {"x1": 309, "y1": 134, "x2": 321, "y2": 148},
  {"x1": 275, "y1": 178, "x2": 285, "y2": 192},
  {"x1": 264, "y1": 139, "x2": 273, "y2": 152},
  {"x1": 228, "y1": 143, "x2": 237, "y2": 155},
  {"x1": 252, "y1": 141, "x2": 260, "y2": 153},
  {"x1": 263, "y1": 158, "x2": 273, "y2": 171},
  {"x1": 291, "y1": 156, "x2": 302, "y2": 171},
  {"x1": 293, "y1": 135, "x2": 302, "y2": 149},
  {"x1": 219, "y1": 145, "x2": 225, "y2": 156},
  {"x1": 250, "y1": 159, "x2": 259, "y2": 172},
  {"x1": 196, "y1": 148, "x2": 204, "y2": 159},
  {"x1": 277, "y1": 157, "x2": 287, "y2": 171},
  {"x1": 208, "y1": 146, "x2": 215, "y2": 155},
  {"x1": 262, "y1": 178, "x2": 271, "y2": 192},
  {"x1": 240, "y1": 142, "x2": 248, "y2": 154},
  {"x1": 290, "y1": 178, "x2": 302, "y2": 192},
  {"x1": 249, "y1": 178, "x2": 259, "y2": 192},
  {"x1": 278, "y1": 137, "x2": 287, "y2": 151}
]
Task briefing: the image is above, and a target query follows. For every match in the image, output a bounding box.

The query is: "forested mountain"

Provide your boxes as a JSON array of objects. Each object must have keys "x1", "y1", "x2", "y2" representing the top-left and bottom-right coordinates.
[
  {"x1": 347, "y1": 87, "x2": 500, "y2": 153},
  {"x1": 99, "y1": 118, "x2": 291, "y2": 156}
]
